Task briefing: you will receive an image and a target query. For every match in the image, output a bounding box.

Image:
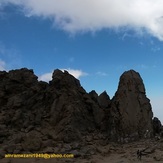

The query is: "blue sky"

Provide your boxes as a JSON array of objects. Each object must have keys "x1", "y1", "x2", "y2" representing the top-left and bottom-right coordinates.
[{"x1": 0, "y1": 1, "x2": 163, "y2": 122}]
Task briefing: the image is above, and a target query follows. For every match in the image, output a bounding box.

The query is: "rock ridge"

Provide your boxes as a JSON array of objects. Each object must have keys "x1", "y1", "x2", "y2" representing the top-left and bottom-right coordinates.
[{"x1": 0, "y1": 68, "x2": 161, "y2": 158}]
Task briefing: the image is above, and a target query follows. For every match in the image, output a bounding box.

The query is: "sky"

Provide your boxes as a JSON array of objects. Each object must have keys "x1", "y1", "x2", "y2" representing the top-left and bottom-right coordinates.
[{"x1": 0, "y1": 0, "x2": 163, "y2": 123}]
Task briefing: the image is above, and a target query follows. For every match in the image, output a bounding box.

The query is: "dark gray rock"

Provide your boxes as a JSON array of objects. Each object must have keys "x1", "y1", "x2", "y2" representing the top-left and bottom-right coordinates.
[
  {"x1": 98, "y1": 91, "x2": 111, "y2": 108},
  {"x1": 0, "y1": 149, "x2": 6, "y2": 159},
  {"x1": 153, "y1": 117, "x2": 162, "y2": 135},
  {"x1": 0, "y1": 68, "x2": 159, "y2": 156},
  {"x1": 89, "y1": 90, "x2": 98, "y2": 102},
  {"x1": 111, "y1": 70, "x2": 153, "y2": 139},
  {"x1": 22, "y1": 131, "x2": 42, "y2": 152}
]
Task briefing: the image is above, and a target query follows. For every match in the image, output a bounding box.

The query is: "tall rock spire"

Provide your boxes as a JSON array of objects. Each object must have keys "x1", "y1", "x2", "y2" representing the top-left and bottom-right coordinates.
[{"x1": 111, "y1": 70, "x2": 153, "y2": 139}]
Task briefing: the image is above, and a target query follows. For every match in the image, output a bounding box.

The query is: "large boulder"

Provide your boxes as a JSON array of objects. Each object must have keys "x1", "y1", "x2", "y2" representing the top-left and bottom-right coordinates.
[{"x1": 153, "y1": 117, "x2": 163, "y2": 136}]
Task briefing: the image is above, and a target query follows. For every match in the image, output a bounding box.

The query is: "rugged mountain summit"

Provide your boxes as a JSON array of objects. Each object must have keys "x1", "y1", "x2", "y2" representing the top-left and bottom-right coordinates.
[{"x1": 0, "y1": 68, "x2": 161, "y2": 157}]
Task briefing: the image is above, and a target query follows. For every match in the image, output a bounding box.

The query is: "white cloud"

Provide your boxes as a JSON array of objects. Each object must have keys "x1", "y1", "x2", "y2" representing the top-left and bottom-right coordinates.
[
  {"x1": 38, "y1": 72, "x2": 52, "y2": 82},
  {"x1": 38, "y1": 68, "x2": 87, "y2": 82},
  {"x1": 0, "y1": 59, "x2": 6, "y2": 71},
  {"x1": 2, "y1": 0, "x2": 163, "y2": 40},
  {"x1": 61, "y1": 68, "x2": 88, "y2": 79},
  {"x1": 150, "y1": 96, "x2": 163, "y2": 124}
]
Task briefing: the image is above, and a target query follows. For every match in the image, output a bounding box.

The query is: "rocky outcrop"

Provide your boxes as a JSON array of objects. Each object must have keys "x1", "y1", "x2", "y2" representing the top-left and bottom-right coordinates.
[
  {"x1": 48, "y1": 69, "x2": 106, "y2": 143},
  {"x1": 98, "y1": 91, "x2": 111, "y2": 108},
  {"x1": 111, "y1": 70, "x2": 153, "y2": 140},
  {"x1": 153, "y1": 117, "x2": 163, "y2": 136},
  {"x1": 0, "y1": 68, "x2": 106, "y2": 156},
  {"x1": 0, "y1": 68, "x2": 157, "y2": 158},
  {"x1": 89, "y1": 90, "x2": 111, "y2": 108}
]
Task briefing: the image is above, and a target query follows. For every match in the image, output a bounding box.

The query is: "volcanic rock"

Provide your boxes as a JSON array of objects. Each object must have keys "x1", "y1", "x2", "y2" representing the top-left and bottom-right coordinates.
[
  {"x1": 0, "y1": 68, "x2": 158, "y2": 159},
  {"x1": 111, "y1": 70, "x2": 153, "y2": 140},
  {"x1": 0, "y1": 68, "x2": 106, "y2": 156},
  {"x1": 153, "y1": 117, "x2": 163, "y2": 136},
  {"x1": 98, "y1": 91, "x2": 111, "y2": 108},
  {"x1": 89, "y1": 90, "x2": 98, "y2": 102}
]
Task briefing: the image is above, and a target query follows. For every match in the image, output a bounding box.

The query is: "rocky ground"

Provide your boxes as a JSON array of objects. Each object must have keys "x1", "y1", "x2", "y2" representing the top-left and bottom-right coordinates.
[{"x1": 1, "y1": 138, "x2": 163, "y2": 163}]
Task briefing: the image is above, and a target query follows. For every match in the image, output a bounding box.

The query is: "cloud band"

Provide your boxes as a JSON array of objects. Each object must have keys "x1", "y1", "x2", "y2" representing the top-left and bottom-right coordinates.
[{"x1": 1, "y1": 0, "x2": 163, "y2": 40}]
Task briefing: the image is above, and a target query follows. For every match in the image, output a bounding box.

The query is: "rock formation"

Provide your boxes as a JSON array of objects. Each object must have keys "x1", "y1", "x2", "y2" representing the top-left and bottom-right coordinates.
[
  {"x1": 0, "y1": 68, "x2": 105, "y2": 156},
  {"x1": 153, "y1": 117, "x2": 163, "y2": 136},
  {"x1": 111, "y1": 70, "x2": 153, "y2": 140},
  {"x1": 0, "y1": 68, "x2": 158, "y2": 158}
]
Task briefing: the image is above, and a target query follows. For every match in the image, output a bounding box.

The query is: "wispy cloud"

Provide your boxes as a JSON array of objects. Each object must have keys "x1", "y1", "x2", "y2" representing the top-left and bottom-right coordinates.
[
  {"x1": 0, "y1": 59, "x2": 6, "y2": 71},
  {"x1": 2, "y1": 0, "x2": 163, "y2": 40},
  {"x1": 151, "y1": 46, "x2": 161, "y2": 52},
  {"x1": 121, "y1": 32, "x2": 132, "y2": 41},
  {"x1": 0, "y1": 42, "x2": 22, "y2": 69},
  {"x1": 38, "y1": 68, "x2": 88, "y2": 82},
  {"x1": 0, "y1": 11, "x2": 5, "y2": 19},
  {"x1": 137, "y1": 64, "x2": 148, "y2": 69},
  {"x1": 96, "y1": 71, "x2": 108, "y2": 76},
  {"x1": 148, "y1": 38, "x2": 161, "y2": 52},
  {"x1": 0, "y1": 4, "x2": 7, "y2": 20},
  {"x1": 0, "y1": 43, "x2": 7, "y2": 71}
]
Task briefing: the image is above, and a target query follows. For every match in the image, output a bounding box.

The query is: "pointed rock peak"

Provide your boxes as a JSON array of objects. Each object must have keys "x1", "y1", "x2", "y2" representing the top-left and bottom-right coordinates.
[
  {"x1": 118, "y1": 69, "x2": 145, "y2": 94},
  {"x1": 89, "y1": 90, "x2": 98, "y2": 96},
  {"x1": 99, "y1": 91, "x2": 110, "y2": 99},
  {"x1": 89, "y1": 90, "x2": 98, "y2": 102},
  {"x1": 98, "y1": 91, "x2": 111, "y2": 108},
  {"x1": 52, "y1": 69, "x2": 63, "y2": 77},
  {"x1": 51, "y1": 69, "x2": 81, "y2": 89}
]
